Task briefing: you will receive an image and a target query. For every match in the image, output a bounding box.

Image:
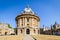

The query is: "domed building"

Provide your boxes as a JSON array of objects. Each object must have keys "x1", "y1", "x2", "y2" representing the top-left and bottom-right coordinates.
[{"x1": 15, "y1": 6, "x2": 40, "y2": 35}]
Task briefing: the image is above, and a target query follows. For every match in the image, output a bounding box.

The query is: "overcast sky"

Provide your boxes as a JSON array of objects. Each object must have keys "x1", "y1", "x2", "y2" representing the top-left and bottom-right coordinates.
[{"x1": 0, "y1": 0, "x2": 60, "y2": 28}]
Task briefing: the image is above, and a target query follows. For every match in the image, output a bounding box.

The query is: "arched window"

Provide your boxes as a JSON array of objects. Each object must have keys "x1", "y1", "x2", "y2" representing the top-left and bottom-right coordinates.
[
  {"x1": 34, "y1": 29, "x2": 36, "y2": 33},
  {"x1": 21, "y1": 30, "x2": 22, "y2": 33}
]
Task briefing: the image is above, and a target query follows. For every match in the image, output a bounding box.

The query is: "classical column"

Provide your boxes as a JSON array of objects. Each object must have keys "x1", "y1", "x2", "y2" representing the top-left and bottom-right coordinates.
[
  {"x1": 38, "y1": 22, "x2": 40, "y2": 27},
  {"x1": 24, "y1": 17, "x2": 25, "y2": 27},
  {"x1": 31, "y1": 17, "x2": 33, "y2": 26},
  {"x1": 34, "y1": 19, "x2": 36, "y2": 27},
  {"x1": 17, "y1": 29, "x2": 20, "y2": 35},
  {"x1": 23, "y1": 17, "x2": 24, "y2": 27},
  {"x1": 36, "y1": 29, "x2": 38, "y2": 34},
  {"x1": 30, "y1": 17, "x2": 32, "y2": 27},
  {"x1": 25, "y1": 17, "x2": 27, "y2": 27},
  {"x1": 32, "y1": 18, "x2": 35, "y2": 27},
  {"x1": 20, "y1": 18, "x2": 22, "y2": 27},
  {"x1": 16, "y1": 21, "x2": 18, "y2": 27}
]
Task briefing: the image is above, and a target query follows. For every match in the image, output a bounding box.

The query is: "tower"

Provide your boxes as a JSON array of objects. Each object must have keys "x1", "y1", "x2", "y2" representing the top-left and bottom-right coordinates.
[{"x1": 15, "y1": 6, "x2": 40, "y2": 35}]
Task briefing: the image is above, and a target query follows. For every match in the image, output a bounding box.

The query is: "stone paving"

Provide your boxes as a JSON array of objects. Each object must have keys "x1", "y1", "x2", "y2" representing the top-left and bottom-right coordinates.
[{"x1": 23, "y1": 35, "x2": 35, "y2": 40}]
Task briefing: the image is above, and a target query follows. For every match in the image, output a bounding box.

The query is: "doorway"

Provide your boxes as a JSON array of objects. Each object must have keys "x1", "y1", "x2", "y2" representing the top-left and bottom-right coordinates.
[
  {"x1": 5, "y1": 32, "x2": 7, "y2": 35},
  {"x1": 26, "y1": 29, "x2": 30, "y2": 34}
]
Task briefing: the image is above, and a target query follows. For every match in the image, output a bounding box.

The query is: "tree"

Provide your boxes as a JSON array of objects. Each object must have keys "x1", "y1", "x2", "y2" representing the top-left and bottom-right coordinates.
[{"x1": 8, "y1": 24, "x2": 12, "y2": 28}]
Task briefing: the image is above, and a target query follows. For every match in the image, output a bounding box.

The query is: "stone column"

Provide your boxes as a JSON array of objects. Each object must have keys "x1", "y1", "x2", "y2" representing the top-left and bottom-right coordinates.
[
  {"x1": 23, "y1": 17, "x2": 25, "y2": 27},
  {"x1": 20, "y1": 18, "x2": 22, "y2": 27},
  {"x1": 29, "y1": 17, "x2": 30, "y2": 26},
  {"x1": 38, "y1": 21, "x2": 40, "y2": 34},
  {"x1": 31, "y1": 18, "x2": 33, "y2": 26},
  {"x1": 30, "y1": 17, "x2": 32, "y2": 27},
  {"x1": 31, "y1": 17, "x2": 32, "y2": 27},
  {"x1": 16, "y1": 21, "x2": 18, "y2": 27},
  {"x1": 38, "y1": 22, "x2": 40, "y2": 27},
  {"x1": 25, "y1": 29, "x2": 26, "y2": 35},
  {"x1": 36, "y1": 29, "x2": 38, "y2": 34},
  {"x1": 24, "y1": 17, "x2": 25, "y2": 27},
  {"x1": 22, "y1": 18, "x2": 24, "y2": 26},
  {"x1": 25, "y1": 17, "x2": 27, "y2": 27},
  {"x1": 35, "y1": 19, "x2": 36, "y2": 27},
  {"x1": 17, "y1": 29, "x2": 20, "y2": 35}
]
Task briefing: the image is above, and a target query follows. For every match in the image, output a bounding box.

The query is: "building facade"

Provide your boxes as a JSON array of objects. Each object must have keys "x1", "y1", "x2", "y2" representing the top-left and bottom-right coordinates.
[
  {"x1": 40, "y1": 22, "x2": 60, "y2": 35},
  {"x1": 52, "y1": 22, "x2": 60, "y2": 35},
  {"x1": 0, "y1": 23, "x2": 15, "y2": 35},
  {"x1": 15, "y1": 6, "x2": 40, "y2": 35}
]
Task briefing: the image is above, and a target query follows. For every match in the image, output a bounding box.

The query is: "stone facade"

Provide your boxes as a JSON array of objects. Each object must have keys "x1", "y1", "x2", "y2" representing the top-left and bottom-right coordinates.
[
  {"x1": 15, "y1": 6, "x2": 40, "y2": 35},
  {"x1": 0, "y1": 23, "x2": 15, "y2": 35}
]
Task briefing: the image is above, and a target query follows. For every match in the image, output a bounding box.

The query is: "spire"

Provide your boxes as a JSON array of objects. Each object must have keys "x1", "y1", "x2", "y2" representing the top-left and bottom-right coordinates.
[{"x1": 51, "y1": 24, "x2": 53, "y2": 30}]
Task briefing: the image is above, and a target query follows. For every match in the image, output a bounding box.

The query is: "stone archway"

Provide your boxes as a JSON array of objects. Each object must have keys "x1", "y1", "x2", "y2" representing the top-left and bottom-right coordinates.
[
  {"x1": 26, "y1": 29, "x2": 30, "y2": 34},
  {"x1": 5, "y1": 32, "x2": 7, "y2": 35}
]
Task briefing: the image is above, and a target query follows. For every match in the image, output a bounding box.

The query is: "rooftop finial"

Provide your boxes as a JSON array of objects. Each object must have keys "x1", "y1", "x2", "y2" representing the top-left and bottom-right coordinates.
[{"x1": 26, "y1": 5, "x2": 30, "y2": 8}]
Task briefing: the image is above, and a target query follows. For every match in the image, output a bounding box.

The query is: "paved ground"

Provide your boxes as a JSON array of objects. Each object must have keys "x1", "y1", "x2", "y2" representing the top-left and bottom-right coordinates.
[{"x1": 23, "y1": 35, "x2": 35, "y2": 40}]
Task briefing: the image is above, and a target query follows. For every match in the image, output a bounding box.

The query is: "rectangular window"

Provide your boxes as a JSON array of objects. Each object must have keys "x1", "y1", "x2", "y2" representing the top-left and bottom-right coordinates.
[{"x1": 27, "y1": 18, "x2": 29, "y2": 22}]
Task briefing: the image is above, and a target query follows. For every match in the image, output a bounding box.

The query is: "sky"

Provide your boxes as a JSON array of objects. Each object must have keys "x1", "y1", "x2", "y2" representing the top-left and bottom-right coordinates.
[{"x1": 0, "y1": 0, "x2": 60, "y2": 28}]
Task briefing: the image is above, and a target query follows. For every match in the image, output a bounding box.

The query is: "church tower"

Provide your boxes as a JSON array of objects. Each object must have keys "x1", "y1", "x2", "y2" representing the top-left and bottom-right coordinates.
[{"x1": 15, "y1": 6, "x2": 40, "y2": 35}]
